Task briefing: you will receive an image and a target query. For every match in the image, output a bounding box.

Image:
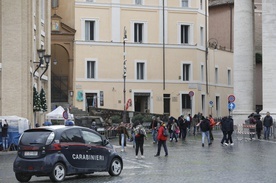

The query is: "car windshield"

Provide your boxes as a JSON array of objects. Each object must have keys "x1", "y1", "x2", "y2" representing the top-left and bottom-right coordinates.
[{"x1": 20, "y1": 131, "x2": 53, "y2": 145}]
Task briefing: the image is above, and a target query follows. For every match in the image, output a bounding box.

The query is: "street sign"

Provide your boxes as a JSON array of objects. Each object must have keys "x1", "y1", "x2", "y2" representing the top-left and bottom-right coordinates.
[
  {"x1": 189, "y1": 91, "x2": 194, "y2": 97},
  {"x1": 209, "y1": 101, "x2": 213, "y2": 107},
  {"x1": 63, "y1": 111, "x2": 68, "y2": 119},
  {"x1": 228, "y1": 102, "x2": 236, "y2": 110},
  {"x1": 228, "y1": 95, "x2": 235, "y2": 102}
]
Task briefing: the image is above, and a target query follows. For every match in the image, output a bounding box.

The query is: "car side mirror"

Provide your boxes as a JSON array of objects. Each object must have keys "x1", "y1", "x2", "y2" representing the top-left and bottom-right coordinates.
[{"x1": 102, "y1": 139, "x2": 109, "y2": 146}]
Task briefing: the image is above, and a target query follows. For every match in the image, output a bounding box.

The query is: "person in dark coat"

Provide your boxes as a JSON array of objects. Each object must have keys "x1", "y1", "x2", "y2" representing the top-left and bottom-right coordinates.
[
  {"x1": 263, "y1": 112, "x2": 273, "y2": 140},
  {"x1": 255, "y1": 115, "x2": 263, "y2": 139},
  {"x1": 117, "y1": 122, "x2": 129, "y2": 152},
  {"x1": 226, "y1": 116, "x2": 234, "y2": 145},
  {"x1": 220, "y1": 116, "x2": 228, "y2": 146},
  {"x1": 199, "y1": 117, "x2": 211, "y2": 147},
  {"x1": 178, "y1": 115, "x2": 187, "y2": 140},
  {"x1": 2, "y1": 120, "x2": 9, "y2": 151}
]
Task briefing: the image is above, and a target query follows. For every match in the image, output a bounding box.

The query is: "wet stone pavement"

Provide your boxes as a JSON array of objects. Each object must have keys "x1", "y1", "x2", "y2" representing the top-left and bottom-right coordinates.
[{"x1": 1, "y1": 131, "x2": 276, "y2": 183}]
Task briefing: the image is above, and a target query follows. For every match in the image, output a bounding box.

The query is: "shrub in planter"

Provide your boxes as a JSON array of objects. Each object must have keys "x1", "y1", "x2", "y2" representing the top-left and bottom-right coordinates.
[
  {"x1": 110, "y1": 115, "x2": 122, "y2": 124},
  {"x1": 132, "y1": 114, "x2": 144, "y2": 123},
  {"x1": 142, "y1": 115, "x2": 153, "y2": 123}
]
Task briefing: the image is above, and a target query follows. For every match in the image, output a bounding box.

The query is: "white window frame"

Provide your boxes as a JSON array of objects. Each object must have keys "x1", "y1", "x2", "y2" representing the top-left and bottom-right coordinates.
[
  {"x1": 178, "y1": 22, "x2": 194, "y2": 45},
  {"x1": 81, "y1": 18, "x2": 99, "y2": 41},
  {"x1": 227, "y1": 69, "x2": 232, "y2": 85},
  {"x1": 180, "y1": 0, "x2": 190, "y2": 8},
  {"x1": 85, "y1": 59, "x2": 98, "y2": 79},
  {"x1": 200, "y1": 0, "x2": 203, "y2": 10},
  {"x1": 181, "y1": 62, "x2": 192, "y2": 81},
  {"x1": 135, "y1": 60, "x2": 147, "y2": 80},
  {"x1": 200, "y1": 26, "x2": 204, "y2": 47},
  {"x1": 40, "y1": 0, "x2": 45, "y2": 23},
  {"x1": 131, "y1": 21, "x2": 148, "y2": 43}
]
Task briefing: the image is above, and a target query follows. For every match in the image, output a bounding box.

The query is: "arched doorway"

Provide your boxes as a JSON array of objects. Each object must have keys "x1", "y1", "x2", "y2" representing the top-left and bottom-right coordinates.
[{"x1": 51, "y1": 44, "x2": 69, "y2": 103}]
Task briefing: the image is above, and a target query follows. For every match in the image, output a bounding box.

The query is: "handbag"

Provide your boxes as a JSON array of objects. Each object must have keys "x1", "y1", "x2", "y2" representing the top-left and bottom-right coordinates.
[{"x1": 175, "y1": 126, "x2": 180, "y2": 134}]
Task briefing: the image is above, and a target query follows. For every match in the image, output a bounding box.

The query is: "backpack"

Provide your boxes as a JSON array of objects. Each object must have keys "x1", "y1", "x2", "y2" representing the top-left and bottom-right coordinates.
[
  {"x1": 139, "y1": 127, "x2": 145, "y2": 136},
  {"x1": 163, "y1": 127, "x2": 169, "y2": 137}
]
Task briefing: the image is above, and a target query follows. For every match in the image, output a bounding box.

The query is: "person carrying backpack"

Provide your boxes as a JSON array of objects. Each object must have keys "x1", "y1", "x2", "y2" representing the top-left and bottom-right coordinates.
[
  {"x1": 134, "y1": 121, "x2": 147, "y2": 159},
  {"x1": 154, "y1": 121, "x2": 168, "y2": 157}
]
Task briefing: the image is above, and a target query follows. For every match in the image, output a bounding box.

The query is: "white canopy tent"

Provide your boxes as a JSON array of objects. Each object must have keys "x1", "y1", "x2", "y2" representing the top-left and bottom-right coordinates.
[{"x1": 46, "y1": 106, "x2": 74, "y2": 122}]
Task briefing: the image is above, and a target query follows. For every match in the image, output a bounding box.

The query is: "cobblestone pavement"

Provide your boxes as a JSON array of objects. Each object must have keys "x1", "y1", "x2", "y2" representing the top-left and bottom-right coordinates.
[{"x1": 1, "y1": 131, "x2": 276, "y2": 183}]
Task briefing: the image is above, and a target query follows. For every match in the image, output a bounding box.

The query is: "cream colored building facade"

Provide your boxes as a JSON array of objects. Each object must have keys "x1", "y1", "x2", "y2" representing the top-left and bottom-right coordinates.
[
  {"x1": 0, "y1": 0, "x2": 52, "y2": 127},
  {"x1": 54, "y1": 0, "x2": 233, "y2": 118}
]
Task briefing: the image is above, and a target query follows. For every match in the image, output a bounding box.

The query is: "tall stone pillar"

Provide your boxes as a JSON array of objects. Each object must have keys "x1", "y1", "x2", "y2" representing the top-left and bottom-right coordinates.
[
  {"x1": 261, "y1": 0, "x2": 276, "y2": 118},
  {"x1": 233, "y1": 0, "x2": 254, "y2": 125}
]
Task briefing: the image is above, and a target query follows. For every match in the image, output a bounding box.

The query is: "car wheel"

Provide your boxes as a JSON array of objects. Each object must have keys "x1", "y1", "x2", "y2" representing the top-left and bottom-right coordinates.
[
  {"x1": 108, "y1": 158, "x2": 122, "y2": 176},
  {"x1": 49, "y1": 163, "x2": 66, "y2": 182},
  {"x1": 15, "y1": 173, "x2": 32, "y2": 182}
]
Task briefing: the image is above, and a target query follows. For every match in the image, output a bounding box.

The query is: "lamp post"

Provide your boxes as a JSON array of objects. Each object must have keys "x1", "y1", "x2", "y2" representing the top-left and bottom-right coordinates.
[
  {"x1": 33, "y1": 46, "x2": 52, "y2": 80},
  {"x1": 123, "y1": 27, "x2": 127, "y2": 123}
]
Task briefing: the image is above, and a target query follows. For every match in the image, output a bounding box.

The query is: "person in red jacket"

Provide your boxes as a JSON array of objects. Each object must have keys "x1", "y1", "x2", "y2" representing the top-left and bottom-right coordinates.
[{"x1": 154, "y1": 121, "x2": 168, "y2": 157}]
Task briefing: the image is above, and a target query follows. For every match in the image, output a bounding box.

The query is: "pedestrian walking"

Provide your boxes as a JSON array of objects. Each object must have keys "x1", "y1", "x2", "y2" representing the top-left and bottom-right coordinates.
[
  {"x1": 134, "y1": 121, "x2": 147, "y2": 159},
  {"x1": 247, "y1": 113, "x2": 256, "y2": 140},
  {"x1": 117, "y1": 122, "x2": 129, "y2": 152},
  {"x1": 154, "y1": 121, "x2": 168, "y2": 157},
  {"x1": 226, "y1": 116, "x2": 234, "y2": 146},
  {"x1": 209, "y1": 115, "x2": 216, "y2": 141},
  {"x1": 192, "y1": 114, "x2": 198, "y2": 135},
  {"x1": 2, "y1": 119, "x2": 9, "y2": 151},
  {"x1": 178, "y1": 115, "x2": 187, "y2": 140},
  {"x1": 150, "y1": 116, "x2": 158, "y2": 144},
  {"x1": 170, "y1": 119, "x2": 178, "y2": 142},
  {"x1": 186, "y1": 114, "x2": 191, "y2": 132},
  {"x1": 130, "y1": 123, "x2": 137, "y2": 148},
  {"x1": 255, "y1": 115, "x2": 262, "y2": 139},
  {"x1": 263, "y1": 112, "x2": 273, "y2": 140},
  {"x1": 220, "y1": 116, "x2": 228, "y2": 145},
  {"x1": 199, "y1": 117, "x2": 211, "y2": 147}
]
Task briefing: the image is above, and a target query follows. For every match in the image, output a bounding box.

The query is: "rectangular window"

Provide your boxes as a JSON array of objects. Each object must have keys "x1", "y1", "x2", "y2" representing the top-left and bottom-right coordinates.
[
  {"x1": 181, "y1": 25, "x2": 189, "y2": 44},
  {"x1": 134, "y1": 23, "x2": 143, "y2": 43},
  {"x1": 85, "y1": 21, "x2": 95, "y2": 41},
  {"x1": 228, "y1": 69, "x2": 231, "y2": 85},
  {"x1": 181, "y1": 0, "x2": 188, "y2": 7},
  {"x1": 200, "y1": 27, "x2": 204, "y2": 46},
  {"x1": 163, "y1": 94, "x2": 170, "y2": 115},
  {"x1": 200, "y1": 0, "x2": 203, "y2": 10},
  {"x1": 137, "y1": 62, "x2": 144, "y2": 80},
  {"x1": 215, "y1": 68, "x2": 218, "y2": 84},
  {"x1": 201, "y1": 65, "x2": 204, "y2": 82},
  {"x1": 87, "y1": 61, "x2": 95, "y2": 79},
  {"x1": 182, "y1": 94, "x2": 191, "y2": 109},
  {"x1": 182, "y1": 64, "x2": 190, "y2": 81},
  {"x1": 216, "y1": 96, "x2": 220, "y2": 112},
  {"x1": 201, "y1": 94, "x2": 205, "y2": 115},
  {"x1": 135, "y1": 0, "x2": 142, "y2": 5}
]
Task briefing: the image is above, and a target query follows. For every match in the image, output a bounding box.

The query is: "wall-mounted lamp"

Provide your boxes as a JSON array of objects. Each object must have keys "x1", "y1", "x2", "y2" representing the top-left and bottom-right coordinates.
[
  {"x1": 69, "y1": 91, "x2": 74, "y2": 97},
  {"x1": 53, "y1": 58, "x2": 58, "y2": 65},
  {"x1": 129, "y1": 89, "x2": 132, "y2": 93},
  {"x1": 33, "y1": 46, "x2": 51, "y2": 80}
]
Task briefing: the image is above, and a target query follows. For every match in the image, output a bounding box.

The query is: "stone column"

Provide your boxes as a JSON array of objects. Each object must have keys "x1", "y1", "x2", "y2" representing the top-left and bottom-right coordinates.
[
  {"x1": 233, "y1": 0, "x2": 255, "y2": 125},
  {"x1": 261, "y1": 0, "x2": 276, "y2": 118}
]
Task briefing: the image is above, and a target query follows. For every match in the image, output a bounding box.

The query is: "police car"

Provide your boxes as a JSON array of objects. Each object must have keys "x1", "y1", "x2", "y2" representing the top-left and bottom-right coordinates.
[{"x1": 13, "y1": 125, "x2": 123, "y2": 182}]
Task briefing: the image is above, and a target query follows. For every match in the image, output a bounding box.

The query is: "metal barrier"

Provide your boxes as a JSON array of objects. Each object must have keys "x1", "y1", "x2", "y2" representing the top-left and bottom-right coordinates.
[{"x1": 105, "y1": 123, "x2": 132, "y2": 139}]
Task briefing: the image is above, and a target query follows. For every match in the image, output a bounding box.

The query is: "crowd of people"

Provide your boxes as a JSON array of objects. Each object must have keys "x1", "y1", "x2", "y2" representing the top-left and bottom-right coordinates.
[{"x1": 116, "y1": 111, "x2": 274, "y2": 159}]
